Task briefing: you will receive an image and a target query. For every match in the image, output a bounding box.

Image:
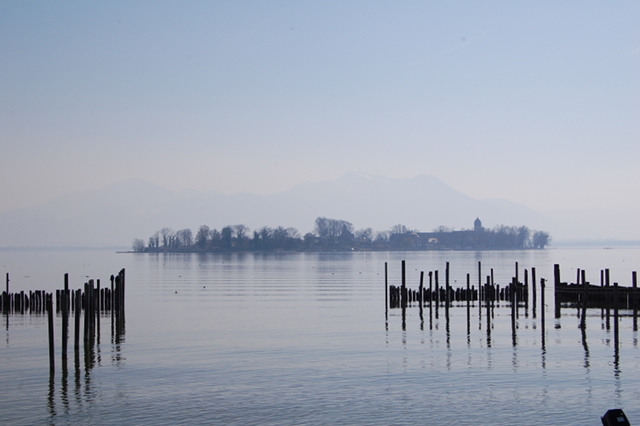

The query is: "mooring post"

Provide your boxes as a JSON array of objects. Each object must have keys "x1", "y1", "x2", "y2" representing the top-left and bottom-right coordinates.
[
  {"x1": 614, "y1": 282, "x2": 620, "y2": 351},
  {"x1": 47, "y1": 293, "x2": 55, "y2": 373},
  {"x1": 74, "y1": 290, "x2": 81, "y2": 350},
  {"x1": 554, "y1": 264, "x2": 561, "y2": 319},
  {"x1": 477, "y1": 261, "x2": 481, "y2": 296},
  {"x1": 466, "y1": 273, "x2": 470, "y2": 310},
  {"x1": 524, "y1": 269, "x2": 529, "y2": 316},
  {"x1": 62, "y1": 273, "x2": 69, "y2": 360},
  {"x1": 384, "y1": 262, "x2": 388, "y2": 313},
  {"x1": 541, "y1": 278, "x2": 546, "y2": 325},
  {"x1": 428, "y1": 271, "x2": 433, "y2": 309},
  {"x1": 486, "y1": 276, "x2": 491, "y2": 328},
  {"x1": 119, "y1": 269, "x2": 126, "y2": 311},
  {"x1": 434, "y1": 270, "x2": 439, "y2": 318},
  {"x1": 445, "y1": 262, "x2": 450, "y2": 313},
  {"x1": 5, "y1": 273, "x2": 8, "y2": 294},
  {"x1": 580, "y1": 270, "x2": 589, "y2": 330},
  {"x1": 110, "y1": 274, "x2": 115, "y2": 314},
  {"x1": 401, "y1": 260, "x2": 406, "y2": 308},
  {"x1": 633, "y1": 271, "x2": 638, "y2": 332},
  {"x1": 511, "y1": 277, "x2": 517, "y2": 346},
  {"x1": 532, "y1": 267, "x2": 537, "y2": 318}
]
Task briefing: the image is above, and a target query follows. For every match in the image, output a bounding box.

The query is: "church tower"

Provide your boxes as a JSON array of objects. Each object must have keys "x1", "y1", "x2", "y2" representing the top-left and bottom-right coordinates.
[{"x1": 474, "y1": 217, "x2": 482, "y2": 232}]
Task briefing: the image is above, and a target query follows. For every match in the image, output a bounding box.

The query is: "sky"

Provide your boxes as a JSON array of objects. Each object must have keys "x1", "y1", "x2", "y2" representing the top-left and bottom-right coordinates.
[{"x1": 1, "y1": 2, "x2": 639, "y2": 238}]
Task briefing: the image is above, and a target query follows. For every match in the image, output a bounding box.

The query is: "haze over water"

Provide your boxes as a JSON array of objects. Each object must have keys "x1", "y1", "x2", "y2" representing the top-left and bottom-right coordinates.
[{"x1": 2, "y1": 248, "x2": 639, "y2": 425}]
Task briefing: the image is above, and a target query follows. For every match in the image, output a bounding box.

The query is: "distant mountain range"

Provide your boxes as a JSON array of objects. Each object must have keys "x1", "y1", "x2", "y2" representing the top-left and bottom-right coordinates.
[{"x1": 0, "y1": 172, "x2": 549, "y2": 248}]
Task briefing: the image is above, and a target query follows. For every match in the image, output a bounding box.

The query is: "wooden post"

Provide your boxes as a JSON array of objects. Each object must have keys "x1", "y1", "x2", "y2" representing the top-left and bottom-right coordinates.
[
  {"x1": 614, "y1": 282, "x2": 620, "y2": 352},
  {"x1": 428, "y1": 271, "x2": 433, "y2": 309},
  {"x1": 445, "y1": 262, "x2": 450, "y2": 314},
  {"x1": 47, "y1": 294, "x2": 55, "y2": 373},
  {"x1": 110, "y1": 274, "x2": 115, "y2": 313},
  {"x1": 434, "y1": 270, "x2": 439, "y2": 318},
  {"x1": 524, "y1": 268, "x2": 529, "y2": 316},
  {"x1": 384, "y1": 262, "x2": 388, "y2": 312},
  {"x1": 401, "y1": 261, "x2": 406, "y2": 308},
  {"x1": 74, "y1": 290, "x2": 81, "y2": 350},
  {"x1": 580, "y1": 271, "x2": 589, "y2": 330},
  {"x1": 5, "y1": 273, "x2": 8, "y2": 294},
  {"x1": 633, "y1": 271, "x2": 638, "y2": 332},
  {"x1": 466, "y1": 273, "x2": 470, "y2": 310},
  {"x1": 120, "y1": 269, "x2": 125, "y2": 311},
  {"x1": 62, "y1": 273, "x2": 69, "y2": 360},
  {"x1": 532, "y1": 267, "x2": 537, "y2": 318},
  {"x1": 541, "y1": 278, "x2": 546, "y2": 326},
  {"x1": 554, "y1": 264, "x2": 561, "y2": 319}
]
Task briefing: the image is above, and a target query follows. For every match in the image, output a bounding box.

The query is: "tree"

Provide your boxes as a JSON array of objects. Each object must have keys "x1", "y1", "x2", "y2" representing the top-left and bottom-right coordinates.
[
  {"x1": 175, "y1": 228, "x2": 193, "y2": 248},
  {"x1": 132, "y1": 238, "x2": 146, "y2": 252},
  {"x1": 374, "y1": 231, "x2": 390, "y2": 244},
  {"x1": 390, "y1": 224, "x2": 409, "y2": 235},
  {"x1": 355, "y1": 228, "x2": 373, "y2": 241},
  {"x1": 195, "y1": 225, "x2": 210, "y2": 249},
  {"x1": 532, "y1": 230, "x2": 551, "y2": 249},
  {"x1": 210, "y1": 228, "x2": 222, "y2": 249},
  {"x1": 433, "y1": 225, "x2": 453, "y2": 233},
  {"x1": 160, "y1": 228, "x2": 174, "y2": 248},
  {"x1": 221, "y1": 226, "x2": 234, "y2": 249},
  {"x1": 516, "y1": 226, "x2": 530, "y2": 249},
  {"x1": 314, "y1": 217, "x2": 353, "y2": 242},
  {"x1": 234, "y1": 224, "x2": 250, "y2": 249},
  {"x1": 338, "y1": 223, "x2": 355, "y2": 246},
  {"x1": 148, "y1": 231, "x2": 160, "y2": 249}
]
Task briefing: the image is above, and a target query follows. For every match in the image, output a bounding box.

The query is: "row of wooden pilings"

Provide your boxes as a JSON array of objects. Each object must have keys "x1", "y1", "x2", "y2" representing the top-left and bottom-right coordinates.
[
  {"x1": 385, "y1": 261, "x2": 639, "y2": 337},
  {"x1": 386, "y1": 260, "x2": 534, "y2": 310},
  {"x1": 2, "y1": 269, "x2": 126, "y2": 373}
]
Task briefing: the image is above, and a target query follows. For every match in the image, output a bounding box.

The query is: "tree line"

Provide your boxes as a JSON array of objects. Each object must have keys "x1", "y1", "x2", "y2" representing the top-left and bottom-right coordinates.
[{"x1": 132, "y1": 217, "x2": 551, "y2": 252}]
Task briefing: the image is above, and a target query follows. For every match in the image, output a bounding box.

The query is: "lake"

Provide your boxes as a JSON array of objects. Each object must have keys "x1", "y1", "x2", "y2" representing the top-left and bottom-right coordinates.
[{"x1": 1, "y1": 248, "x2": 639, "y2": 425}]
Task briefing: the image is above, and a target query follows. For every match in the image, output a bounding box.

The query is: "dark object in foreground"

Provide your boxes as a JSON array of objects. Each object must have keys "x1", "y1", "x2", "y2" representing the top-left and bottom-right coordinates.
[{"x1": 602, "y1": 409, "x2": 630, "y2": 426}]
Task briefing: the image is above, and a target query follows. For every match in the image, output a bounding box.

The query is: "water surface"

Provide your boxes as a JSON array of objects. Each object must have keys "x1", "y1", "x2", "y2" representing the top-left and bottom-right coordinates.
[{"x1": 1, "y1": 248, "x2": 639, "y2": 425}]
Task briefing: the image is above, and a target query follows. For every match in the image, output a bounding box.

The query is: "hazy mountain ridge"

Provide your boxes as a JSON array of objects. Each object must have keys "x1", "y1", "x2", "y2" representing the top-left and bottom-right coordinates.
[{"x1": 0, "y1": 172, "x2": 548, "y2": 248}]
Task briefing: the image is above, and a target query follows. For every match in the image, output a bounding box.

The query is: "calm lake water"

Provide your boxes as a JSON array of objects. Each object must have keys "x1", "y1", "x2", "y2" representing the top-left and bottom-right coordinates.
[{"x1": 2, "y1": 248, "x2": 639, "y2": 425}]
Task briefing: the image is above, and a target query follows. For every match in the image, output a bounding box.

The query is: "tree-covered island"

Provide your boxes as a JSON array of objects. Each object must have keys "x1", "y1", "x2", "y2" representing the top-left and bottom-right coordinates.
[{"x1": 132, "y1": 217, "x2": 551, "y2": 253}]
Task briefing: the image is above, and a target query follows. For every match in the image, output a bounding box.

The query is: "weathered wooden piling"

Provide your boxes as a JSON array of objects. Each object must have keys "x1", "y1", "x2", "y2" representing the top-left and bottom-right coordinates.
[
  {"x1": 634, "y1": 271, "x2": 638, "y2": 332},
  {"x1": 532, "y1": 267, "x2": 537, "y2": 318},
  {"x1": 445, "y1": 262, "x2": 450, "y2": 315},
  {"x1": 74, "y1": 290, "x2": 81, "y2": 350},
  {"x1": 384, "y1": 262, "x2": 388, "y2": 313},
  {"x1": 62, "y1": 274, "x2": 69, "y2": 359},
  {"x1": 554, "y1": 264, "x2": 561, "y2": 319},
  {"x1": 47, "y1": 294, "x2": 55, "y2": 373},
  {"x1": 614, "y1": 282, "x2": 620, "y2": 351},
  {"x1": 401, "y1": 260, "x2": 406, "y2": 308}
]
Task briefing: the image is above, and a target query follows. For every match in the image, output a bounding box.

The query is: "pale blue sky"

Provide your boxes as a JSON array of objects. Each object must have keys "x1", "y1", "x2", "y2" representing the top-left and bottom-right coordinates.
[{"x1": 1, "y1": 2, "x2": 638, "y2": 237}]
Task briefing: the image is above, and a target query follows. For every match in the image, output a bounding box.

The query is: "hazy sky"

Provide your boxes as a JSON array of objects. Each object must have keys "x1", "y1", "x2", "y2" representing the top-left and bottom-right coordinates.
[{"x1": 1, "y1": 2, "x2": 638, "y2": 229}]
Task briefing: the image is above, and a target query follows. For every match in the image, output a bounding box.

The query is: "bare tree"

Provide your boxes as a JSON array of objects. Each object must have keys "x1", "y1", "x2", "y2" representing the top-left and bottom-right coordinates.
[
  {"x1": 433, "y1": 225, "x2": 452, "y2": 233},
  {"x1": 390, "y1": 224, "x2": 409, "y2": 234},
  {"x1": 132, "y1": 238, "x2": 146, "y2": 252},
  {"x1": 160, "y1": 228, "x2": 174, "y2": 248},
  {"x1": 194, "y1": 225, "x2": 209, "y2": 249},
  {"x1": 176, "y1": 228, "x2": 193, "y2": 248}
]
